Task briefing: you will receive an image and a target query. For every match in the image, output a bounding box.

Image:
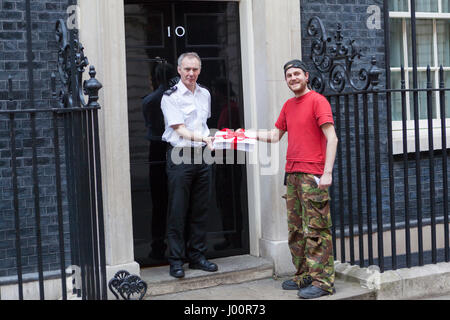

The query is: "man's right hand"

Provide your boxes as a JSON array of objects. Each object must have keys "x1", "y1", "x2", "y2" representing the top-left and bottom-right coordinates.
[{"x1": 203, "y1": 136, "x2": 215, "y2": 150}]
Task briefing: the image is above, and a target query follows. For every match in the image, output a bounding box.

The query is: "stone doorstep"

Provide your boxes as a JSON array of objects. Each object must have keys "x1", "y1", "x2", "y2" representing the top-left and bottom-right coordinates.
[
  {"x1": 141, "y1": 255, "x2": 375, "y2": 300},
  {"x1": 334, "y1": 260, "x2": 450, "y2": 300},
  {"x1": 140, "y1": 255, "x2": 274, "y2": 297}
]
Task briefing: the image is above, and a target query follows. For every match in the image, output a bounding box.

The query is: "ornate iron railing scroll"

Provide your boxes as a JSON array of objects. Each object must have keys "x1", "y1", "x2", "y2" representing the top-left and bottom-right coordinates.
[
  {"x1": 306, "y1": 16, "x2": 381, "y2": 93},
  {"x1": 55, "y1": 19, "x2": 93, "y2": 108},
  {"x1": 108, "y1": 270, "x2": 148, "y2": 300}
]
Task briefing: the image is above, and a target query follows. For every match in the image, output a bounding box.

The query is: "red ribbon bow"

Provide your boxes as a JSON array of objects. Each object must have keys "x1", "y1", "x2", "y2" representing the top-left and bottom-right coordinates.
[
  {"x1": 221, "y1": 128, "x2": 246, "y2": 140},
  {"x1": 219, "y1": 128, "x2": 253, "y2": 149}
]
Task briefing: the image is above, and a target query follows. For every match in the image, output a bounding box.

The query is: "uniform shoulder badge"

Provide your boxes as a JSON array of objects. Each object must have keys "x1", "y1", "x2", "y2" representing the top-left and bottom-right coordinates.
[{"x1": 164, "y1": 86, "x2": 177, "y2": 96}]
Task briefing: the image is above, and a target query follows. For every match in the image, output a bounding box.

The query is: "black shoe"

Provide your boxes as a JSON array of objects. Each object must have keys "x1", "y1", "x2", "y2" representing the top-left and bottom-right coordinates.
[
  {"x1": 169, "y1": 264, "x2": 185, "y2": 278},
  {"x1": 297, "y1": 285, "x2": 334, "y2": 299},
  {"x1": 281, "y1": 280, "x2": 300, "y2": 290},
  {"x1": 282, "y1": 276, "x2": 312, "y2": 290},
  {"x1": 189, "y1": 259, "x2": 218, "y2": 272}
]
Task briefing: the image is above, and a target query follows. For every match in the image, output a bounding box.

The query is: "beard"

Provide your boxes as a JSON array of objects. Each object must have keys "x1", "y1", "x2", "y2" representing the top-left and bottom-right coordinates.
[{"x1": 289, "y1": 81, "x2": 308, "y2": 95}]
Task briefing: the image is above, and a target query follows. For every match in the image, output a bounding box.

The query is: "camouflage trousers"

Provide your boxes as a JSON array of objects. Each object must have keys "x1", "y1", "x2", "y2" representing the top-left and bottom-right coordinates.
[{"x1": 285, "y1": 172, "x2": 335, "y2": 293}]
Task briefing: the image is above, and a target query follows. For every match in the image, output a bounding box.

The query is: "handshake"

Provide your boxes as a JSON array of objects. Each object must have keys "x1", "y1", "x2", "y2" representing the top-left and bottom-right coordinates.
[{"x1": 205, "y1": 128, "x2": 256, "y2": 152}]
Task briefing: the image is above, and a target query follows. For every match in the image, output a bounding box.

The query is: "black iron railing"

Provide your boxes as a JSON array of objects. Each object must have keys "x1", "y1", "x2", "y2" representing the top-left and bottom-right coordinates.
[
  {"x1": 306, "y1": 10, "x2": 449, "y2": 273},
  {"x1": 0, "y1": 10, "x2": 107, "y2": 299},
  {"x1": 325, "y1": 76, "x2": 449, "y2": 272},
  {"x1": 0, "y1": 103, "x2": 105, "y2": 300}
]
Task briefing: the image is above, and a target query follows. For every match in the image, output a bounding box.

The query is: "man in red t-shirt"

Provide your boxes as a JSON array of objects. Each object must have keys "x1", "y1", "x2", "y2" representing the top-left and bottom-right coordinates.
[{"x1": 250, "y1": 60, "x2": 338, "y2": 299}]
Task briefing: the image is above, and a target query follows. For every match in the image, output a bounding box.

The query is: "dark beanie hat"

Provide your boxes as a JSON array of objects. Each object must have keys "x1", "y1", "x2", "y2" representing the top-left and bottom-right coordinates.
[{"x1": 283, "y1": 59, "x2": 309, "y2": 75}]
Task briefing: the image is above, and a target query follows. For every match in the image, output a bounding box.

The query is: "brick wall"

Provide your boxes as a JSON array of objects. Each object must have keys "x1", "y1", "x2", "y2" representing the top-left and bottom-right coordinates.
[{"x1": 0, "y1": 0, "x2": 71, "y2": 279}]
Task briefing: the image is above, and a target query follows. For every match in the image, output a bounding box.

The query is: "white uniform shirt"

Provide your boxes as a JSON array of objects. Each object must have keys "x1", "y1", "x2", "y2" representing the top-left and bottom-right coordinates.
[{"x1": 161, "y1": 80, "x2": 211, "y2": 147}]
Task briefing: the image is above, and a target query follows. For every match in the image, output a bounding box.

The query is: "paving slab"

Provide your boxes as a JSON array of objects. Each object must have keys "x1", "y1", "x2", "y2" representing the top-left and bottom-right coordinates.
[{"x1": 419, "y1": 293, "x2": 450, "y2": 300}]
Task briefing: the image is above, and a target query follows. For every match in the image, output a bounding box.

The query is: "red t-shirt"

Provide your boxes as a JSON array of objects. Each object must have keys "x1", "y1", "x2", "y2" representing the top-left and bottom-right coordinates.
[{"x1": 275, "y1": 90, "x2": 334, "y2": 175}]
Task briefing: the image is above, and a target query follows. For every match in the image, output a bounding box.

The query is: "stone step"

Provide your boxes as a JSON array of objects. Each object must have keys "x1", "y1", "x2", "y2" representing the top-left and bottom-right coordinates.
[
  {"x1": 141, "y1": 255, "x2": 274, "y2": 298},
  {"x1": 148, "y1": 276, "x2": 375, "y2": 300}
]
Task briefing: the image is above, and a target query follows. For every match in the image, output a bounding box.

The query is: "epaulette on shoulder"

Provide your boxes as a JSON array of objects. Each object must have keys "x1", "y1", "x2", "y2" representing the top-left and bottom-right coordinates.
[{"x1": 164, "y1": 86, "x2": 177, "y2": 96}]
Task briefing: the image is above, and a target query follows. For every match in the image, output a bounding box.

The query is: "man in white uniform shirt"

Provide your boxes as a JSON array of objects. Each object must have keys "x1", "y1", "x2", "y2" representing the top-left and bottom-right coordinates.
[{"x1": 161, "y1": 52, "x2": 217, "y2": 278}]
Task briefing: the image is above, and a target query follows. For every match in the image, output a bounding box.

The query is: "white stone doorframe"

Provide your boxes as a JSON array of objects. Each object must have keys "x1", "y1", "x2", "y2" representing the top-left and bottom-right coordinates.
[
  {"x1": 76, "y1": 0, "x2": 302, "y2": 295},
  {"x1": 240, "y1": 0, "x2": 302, "y2": 276}
]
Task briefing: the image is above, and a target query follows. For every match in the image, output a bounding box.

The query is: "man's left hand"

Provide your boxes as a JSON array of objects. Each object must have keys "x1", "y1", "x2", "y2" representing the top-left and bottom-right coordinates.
[{"x1": 318, "y1": 172, "x2": 332, "y2": 190}]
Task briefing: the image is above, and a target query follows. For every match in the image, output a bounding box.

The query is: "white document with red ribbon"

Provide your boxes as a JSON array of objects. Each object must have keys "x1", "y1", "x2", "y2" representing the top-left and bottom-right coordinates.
[{"x1": 213, "y1": 128, "x2": 256, "y2": 152}]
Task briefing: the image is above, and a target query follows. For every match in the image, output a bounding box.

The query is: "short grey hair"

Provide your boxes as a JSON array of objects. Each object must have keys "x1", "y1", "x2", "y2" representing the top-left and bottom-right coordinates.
[{"x1": 177, "y1": 52, "x2": 202, "y2": 68}]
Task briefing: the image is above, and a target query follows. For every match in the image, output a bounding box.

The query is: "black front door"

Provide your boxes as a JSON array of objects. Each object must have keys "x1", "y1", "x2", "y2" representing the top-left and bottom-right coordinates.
[{"x1": 124, "y1": 0, "x2": 249, "y2": 267}]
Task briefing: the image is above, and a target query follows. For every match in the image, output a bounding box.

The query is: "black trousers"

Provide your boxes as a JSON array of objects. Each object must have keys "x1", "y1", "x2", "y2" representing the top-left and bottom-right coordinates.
[{"x1": 166, "y1": 146, "x2": 212, "y2": 265}]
